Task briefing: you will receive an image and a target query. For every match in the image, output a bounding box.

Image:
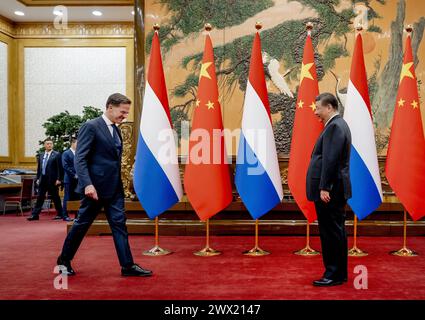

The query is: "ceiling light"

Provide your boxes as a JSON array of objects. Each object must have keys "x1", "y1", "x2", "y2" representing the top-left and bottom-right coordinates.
[
  {"x1": 14, "y1": 11, "x2": 25, "y2": 16},
  {"x1": 131, "y1": 10, "x2": 135, "y2": 15},
  {"x1": 53, "y1": 10, "x2": 63, "y2": 16},
  {"x1": 92, "y1": 10, "x2": 102, "y2": 16}
]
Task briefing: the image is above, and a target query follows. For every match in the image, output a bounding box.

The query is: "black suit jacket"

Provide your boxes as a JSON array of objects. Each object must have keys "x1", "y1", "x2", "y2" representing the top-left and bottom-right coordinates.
[
  {"x1": 75, "y1": 116, "x2": 123, "y2": 198},
  {"x1": 36, "y1": 150, "x2": 63, "y2": 185},
  {"x1": 306, "y1": 115, "x2": 352, "y2": 202},
  {"x1": 62, "y1": 148, "x2": 76, "y2": 184}
]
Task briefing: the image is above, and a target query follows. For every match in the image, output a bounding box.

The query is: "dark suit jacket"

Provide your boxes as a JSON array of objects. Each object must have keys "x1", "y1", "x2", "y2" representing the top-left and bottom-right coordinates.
[
  {"x1": 306, "y1": 115, "x2": 352, "y2": 202},
  {"x1": 75, "y1": 116, "x2": 123, "y2": 198},
  {"x1": 36, "y1": 150, "x2": 63, "y2": 185},
  {"x1": 62, "y1": 149, "x2": 77, "y2": 184}
]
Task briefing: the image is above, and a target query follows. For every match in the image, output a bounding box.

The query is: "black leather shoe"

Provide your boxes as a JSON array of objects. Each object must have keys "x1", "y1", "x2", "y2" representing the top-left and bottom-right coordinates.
[
  {"x1": 63, "y1": 217, "x2": 74, "y2": 222},
  {"x1": 313, "y1": 278, "x2": 343, "y2": 287},
  {"x1": 53, "y1": 215, "x2": 63, "y2": 220},
  {"x1": 27, "y1": 215, "x2": 39, "y2": 221},
  {"x1": 121, "y1": 264, "x2": 152, "y2": 277},
  {"x1": 56, "y1": 256, "x2": 75, "y2": 276}
]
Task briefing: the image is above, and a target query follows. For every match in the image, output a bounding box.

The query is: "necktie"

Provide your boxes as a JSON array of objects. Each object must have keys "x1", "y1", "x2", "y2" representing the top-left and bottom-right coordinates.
[
  {"x1": 42, "y1": 153, "x2": 49, "y2": 175},
  {"x1": 112, "y1": 124, "x2": 122, "y2": 155}
]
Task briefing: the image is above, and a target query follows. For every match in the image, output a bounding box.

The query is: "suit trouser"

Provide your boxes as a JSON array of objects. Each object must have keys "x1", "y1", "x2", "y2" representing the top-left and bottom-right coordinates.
[
  {"x1": 62, "y1": 180, "x2": 81, "y2": 216},
  {"x1": 32, "y1": 177, "x2": 64, "y2": 217},
  {"x1": 60, "y1": 191, "x2": 134, "y2": 267},
  {"x1": 314, "y1": 199, "x2": 348, "y2": 281}
]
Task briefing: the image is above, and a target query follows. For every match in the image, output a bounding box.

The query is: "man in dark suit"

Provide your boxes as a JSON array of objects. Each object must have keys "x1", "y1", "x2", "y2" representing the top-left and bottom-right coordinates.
[
  {"x1": 28, "y1": 138, "x2": 69, "y2": 221},
  {"x1": 306, "y1": 92, "x2": 352, "y2": 287},
  {"x1": 62, "y1": 136, "x2": 80, "y2": 220},
  {"x1": 57, "y1": 93, "x2": 152, "y2": 277}
]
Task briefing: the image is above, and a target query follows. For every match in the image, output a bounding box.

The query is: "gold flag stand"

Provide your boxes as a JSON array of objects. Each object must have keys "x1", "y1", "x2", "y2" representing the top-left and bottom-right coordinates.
[
  {"x1": 294, "y1": 222, "x2": 320, "y2": 255},
  {"x1": 390, "y1": 209, "x2": 418, "y2": 257},
  {"x1": 348, "y1": 215, "x2": 368, "y2": 257},
  {"x1": 243, "y1": 219, "x2": 270, "y2": 256},
  {"x1": 194, "y1": 219, "x2": 221, "y2": 256},
  {"x1": 143, "y1": 217, "x2": 172, "y2": 256}
]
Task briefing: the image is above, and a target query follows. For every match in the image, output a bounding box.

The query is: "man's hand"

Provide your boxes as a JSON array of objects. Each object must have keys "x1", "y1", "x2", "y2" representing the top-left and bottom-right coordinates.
[
  {"x1": 55, "y1": 180, "x2": 61, "y2": 186},
  {"x1": 320, "y1": 190, "x2": 331, "y2": 203},
  {"x1": 85, "y1": 184, "x2": 98, "y2": 200}
]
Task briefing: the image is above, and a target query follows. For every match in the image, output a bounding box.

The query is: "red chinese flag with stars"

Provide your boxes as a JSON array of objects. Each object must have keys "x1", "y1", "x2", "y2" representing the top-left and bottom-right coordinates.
[
  {"x1": 386, "y1": 35, "x2": 425, "y2": 221},
  {"x1": 287, "y1": 33, "x2": 323, "y2": 223},
  {"x1": 184, "y1": 34, "x2": 233, "y2": 221}
]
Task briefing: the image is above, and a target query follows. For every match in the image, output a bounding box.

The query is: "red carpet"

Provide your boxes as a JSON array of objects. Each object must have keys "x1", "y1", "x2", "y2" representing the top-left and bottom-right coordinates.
[{"x1": 1, "y1": 214, "x2": 425, "y2": 300}]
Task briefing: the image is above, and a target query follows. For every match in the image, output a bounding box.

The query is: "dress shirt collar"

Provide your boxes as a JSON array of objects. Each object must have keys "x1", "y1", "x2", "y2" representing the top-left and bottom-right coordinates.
[
  {"x1": 324, "y1": 112, "x2": 339, "y2": 127},
  {"x1": 102, "y1": 113, "x2": 115, "y2": 126}
]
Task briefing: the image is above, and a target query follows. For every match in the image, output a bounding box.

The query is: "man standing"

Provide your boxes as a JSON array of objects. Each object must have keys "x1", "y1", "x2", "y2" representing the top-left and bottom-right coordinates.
[
  {"x1": 28, "y1": 138, "x2": 67, "y2": 221},
  {"x1": 306, "y1": 93, "x2": 352, "y2": 287},
  {"x1": 62, "y1": 136, "x2": 80, "y2": 220},
  {"x1": 57, "y1": 93, "x2": 152, "y2": 277}
]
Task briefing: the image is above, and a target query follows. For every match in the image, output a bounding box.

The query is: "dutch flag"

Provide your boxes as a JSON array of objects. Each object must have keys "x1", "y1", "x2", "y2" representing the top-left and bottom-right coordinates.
[
  {"x1": 235, "y1": 32, "x2": 283, "y2": 220},
  {"x1": 133, "y1": 32, "x2": 183, "y2": 219},
  {"x1": 344, "y1": 33, "x2": 382, "y2": 220}
]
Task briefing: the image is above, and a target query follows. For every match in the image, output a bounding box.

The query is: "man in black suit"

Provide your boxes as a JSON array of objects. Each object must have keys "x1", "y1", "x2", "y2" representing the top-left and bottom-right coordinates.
[
  {"x1": 62, "y1": 137, "x2": 80, "y2": 220},
  {"x1": 57, "y1": 93, "x2": 152, "y2": 277},
  {"x1": 306, "y1": 93, "x2": 352, "y2": 287},
  {"x1": 28, "y1": 138, "x2": 69, "y2": 221}
]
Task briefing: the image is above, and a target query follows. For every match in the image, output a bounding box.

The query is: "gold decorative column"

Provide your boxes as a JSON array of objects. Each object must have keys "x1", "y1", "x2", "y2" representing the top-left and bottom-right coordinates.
[{"x1": 119, "y1": 122, "x2": 134, "y2": 199}]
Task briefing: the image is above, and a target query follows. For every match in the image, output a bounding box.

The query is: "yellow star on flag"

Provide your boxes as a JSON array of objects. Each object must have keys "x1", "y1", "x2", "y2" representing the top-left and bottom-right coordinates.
[
  {"x1": 399, "y1": 62, "x2": 414, "y2": 83},
  {"x1": 206, "y1": 100, "x2": 214, "y2": 110},
  {"x1": 309, "y1": 101, "x2": 316, "y2": 111},
  {"x1": 300, "y1": 62, "x2": 314, "y2": 84},
  {"x1": 200, "y1": 62, "x2": 212, "y2": 80},
  {"x1": 411, "y1": 100, "x2": 419, "y2": 109},
  {"x1": 195, "y1": 99, "x2": 200, "y2": 107},
  {"x1": 297, "y1": 100, "x2": 304, "y2": 108},
  {"x1": 398, "y1": 98, "x2": 405, "y2": 107}
]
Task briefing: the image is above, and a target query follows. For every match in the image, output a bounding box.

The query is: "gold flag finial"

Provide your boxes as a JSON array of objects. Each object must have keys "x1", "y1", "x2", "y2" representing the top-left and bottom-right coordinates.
[
  {"x1": 153, "y1": 23, "x2": 160, "y2": 32},
  {"x1": 306, "y1": 22, "x2": 313, "y2": 31},
  {"x1": 255, "y1": 22, "x2": 262, "y2": 31},
  {"x1": 204, "y1": 23, "x2": 212, "y2": 32},
  {"x1": 356, "y1": 23, "x2": 363, "y2": 32}
]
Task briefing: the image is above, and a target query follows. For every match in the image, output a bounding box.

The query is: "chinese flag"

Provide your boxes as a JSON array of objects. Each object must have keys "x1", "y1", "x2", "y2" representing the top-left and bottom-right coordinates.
[
  {"x1": 184, "y1": 34, "x2": 233, "y2": 221},
  {"x1": 386, "y1": 35, "x2": 425, "y2": 221},
  {"x1": 287, "y1": 33, "x2": 323, "y2": 223}
]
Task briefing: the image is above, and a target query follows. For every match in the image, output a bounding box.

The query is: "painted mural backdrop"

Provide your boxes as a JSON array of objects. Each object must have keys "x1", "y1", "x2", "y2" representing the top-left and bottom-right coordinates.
[{"x1": 144, "y1": 0, "x2": 425, "y2": 155}]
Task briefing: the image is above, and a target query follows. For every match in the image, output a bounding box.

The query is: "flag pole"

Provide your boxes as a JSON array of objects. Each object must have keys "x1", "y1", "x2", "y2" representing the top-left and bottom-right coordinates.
[
  {"x1": 390, "y1": 208, "x2": 418, "y2": 257},
  {"x1": 141, "y1": 23, "x2": 173, "y2": 256},
  {"x1": 348, "y1": 214, "x2": 368, "y2": 257},
  {"x1": 290, "y1": 21, "x2": 319, "y2": 257},
  {"x1": 243, "y1": 219, "x2": 270, "y2": 256},
  {"x1": 389, "y1": 25, "x2": 418, "y2": 258},
  {"x1": 143, "y1": 216, "x2": 172, "y2": 256},
  {"x1": 194, "y1": 218, "x2": 221, "y2": 256},
  {"x1": 294, "y1": 221, "x2": 320, "y2": 255},
  {"x1": 347, "y1": 23, "x2": 370, "y2": 258}
]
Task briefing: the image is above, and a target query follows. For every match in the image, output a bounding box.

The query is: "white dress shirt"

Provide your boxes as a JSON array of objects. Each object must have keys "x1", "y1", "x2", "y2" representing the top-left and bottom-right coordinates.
[{"x1": 102, "y1": 113, "x2": 116, "y2": 137}]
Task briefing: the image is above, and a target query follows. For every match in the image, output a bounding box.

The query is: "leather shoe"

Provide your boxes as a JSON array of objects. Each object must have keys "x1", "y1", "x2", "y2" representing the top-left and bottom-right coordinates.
[
  {"x1": 313, "y1": 278, "x2": 343, "y2": 287},
  {"x1": 53, "y1": 215, "x2": 63, "y2": 220},
  {"x1": 63, "y1": 216, "x2": 74, "y2": 222},
  {"x1": 121, "y1": 264, "x2": 152, "y2": 277},
  {"x1": 27, "y1": 215, "x2": 39, "y2": 221},
  {"x1": 56, "y1": 256, "x2": 75, "y2": 276}
]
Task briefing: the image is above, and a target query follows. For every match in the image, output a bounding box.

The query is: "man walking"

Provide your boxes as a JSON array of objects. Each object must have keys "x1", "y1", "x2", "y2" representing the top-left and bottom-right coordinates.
[{"x1": 57, "y1": 93, "x2": 152, "y2": 277}]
